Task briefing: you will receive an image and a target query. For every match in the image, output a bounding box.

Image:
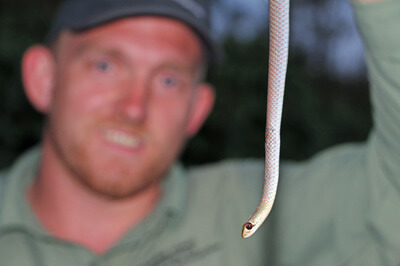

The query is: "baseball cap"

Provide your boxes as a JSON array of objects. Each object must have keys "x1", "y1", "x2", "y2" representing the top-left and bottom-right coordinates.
[{"x1": 46, "y1": 0, "x2": 220, "y2": 62}]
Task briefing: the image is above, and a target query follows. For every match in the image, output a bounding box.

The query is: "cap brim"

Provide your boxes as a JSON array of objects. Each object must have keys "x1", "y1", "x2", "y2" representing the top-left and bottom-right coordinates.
[{"x1": 46, "y1": 2, "x2": 221, "y2": 62}]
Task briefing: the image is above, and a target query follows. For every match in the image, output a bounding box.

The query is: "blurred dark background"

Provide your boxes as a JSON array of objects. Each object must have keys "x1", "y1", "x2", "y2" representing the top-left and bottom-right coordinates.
[{"x1": 0, "y1": 0, "x2": 371, "y2": 169}]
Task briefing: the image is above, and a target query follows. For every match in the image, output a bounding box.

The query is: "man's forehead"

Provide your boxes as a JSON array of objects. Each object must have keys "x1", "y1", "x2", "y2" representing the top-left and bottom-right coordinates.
[{"x1": 57, "y1": 17, "x2": 204, "y2": 58}]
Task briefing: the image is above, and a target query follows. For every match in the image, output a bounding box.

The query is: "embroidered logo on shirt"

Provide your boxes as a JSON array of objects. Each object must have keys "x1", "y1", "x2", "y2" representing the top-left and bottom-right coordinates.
[{"x1": 144, "y1": 239, "x2": 221, "y2": 265}]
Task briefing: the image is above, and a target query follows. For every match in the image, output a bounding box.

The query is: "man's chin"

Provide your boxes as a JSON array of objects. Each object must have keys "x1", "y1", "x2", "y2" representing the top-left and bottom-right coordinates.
[{"x1": 76, "y1": 174, "x2": 159, "y2": 200}]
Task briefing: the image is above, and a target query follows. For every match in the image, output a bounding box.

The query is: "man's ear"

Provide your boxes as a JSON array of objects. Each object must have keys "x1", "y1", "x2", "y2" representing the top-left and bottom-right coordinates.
[
  {"x1": 185, "y1": 83, "x2": 215, "y2": 137},
  {"x1": 21, "y1": 45, "x2": 56, "y2": 113}
]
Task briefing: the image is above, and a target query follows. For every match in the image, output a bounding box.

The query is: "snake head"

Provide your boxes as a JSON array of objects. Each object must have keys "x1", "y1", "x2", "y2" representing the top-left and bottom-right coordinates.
[{"x1": 241, "y1": 221, "x2": 260, "y2": 238}]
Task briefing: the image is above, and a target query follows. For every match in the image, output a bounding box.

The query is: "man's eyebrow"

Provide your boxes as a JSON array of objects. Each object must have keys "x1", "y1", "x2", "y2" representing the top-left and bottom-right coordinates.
[
  {"x1": 159, "y1": 62, "x2": 204, "y2": 85},
  {"x1": 159, "y1": 62, "x2": 194, "y2": 74},
  {"x1": 71, "y1": 43, "x2": 97, "y2": 58},
  {"x1": 69, "y1": 43, "x2": 134, "y2": 69}
]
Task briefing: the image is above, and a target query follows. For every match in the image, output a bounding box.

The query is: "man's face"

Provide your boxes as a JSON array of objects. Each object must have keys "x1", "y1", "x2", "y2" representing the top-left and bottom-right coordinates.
[{"x1": 42, "y1": 17, "x2": 212, "y2": 198}]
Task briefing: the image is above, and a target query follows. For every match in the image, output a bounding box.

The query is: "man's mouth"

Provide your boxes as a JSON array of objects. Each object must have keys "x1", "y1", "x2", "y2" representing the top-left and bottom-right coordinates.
[{"x1": 103, "y1": 129, "x2": 142, "y2": 149}]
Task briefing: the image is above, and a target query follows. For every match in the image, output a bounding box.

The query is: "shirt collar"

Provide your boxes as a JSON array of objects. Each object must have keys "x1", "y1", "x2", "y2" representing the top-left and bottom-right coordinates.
[
  {"x1": 0, "y1": 146, "x2": 46, "y2": 234},
  {"x1": 116, "y1": 162, "x2": 188, "y2": 247}
]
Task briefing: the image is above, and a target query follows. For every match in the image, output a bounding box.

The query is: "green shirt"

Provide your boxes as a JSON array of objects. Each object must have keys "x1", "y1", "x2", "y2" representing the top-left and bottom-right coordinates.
[
  {"x1": 0, "y1": 148, "x2": 270, "y2": 266},
  {"x1": 1, "y1": 1, "x2": 399, "y2": 265}
]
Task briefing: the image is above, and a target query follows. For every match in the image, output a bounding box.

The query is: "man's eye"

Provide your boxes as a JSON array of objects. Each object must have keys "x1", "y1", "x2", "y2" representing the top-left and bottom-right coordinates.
[
  {"x1": 161, "y1": 76, "x2": 177, "y2": 87},
  {"x1": 95, "y1": 60, "x2": 112, "y2": 72}
]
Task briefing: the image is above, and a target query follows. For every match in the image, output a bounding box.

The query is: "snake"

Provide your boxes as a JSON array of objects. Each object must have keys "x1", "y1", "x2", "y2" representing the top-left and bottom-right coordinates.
[{"x1": 241, "y1": 0, "x2": 290, "y2": 239}]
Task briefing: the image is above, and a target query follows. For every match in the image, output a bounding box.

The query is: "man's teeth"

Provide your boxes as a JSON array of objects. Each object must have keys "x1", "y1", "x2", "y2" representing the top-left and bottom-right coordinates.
[{"x1": 104, "y1": 130, "x2": 141, "y2": 148}]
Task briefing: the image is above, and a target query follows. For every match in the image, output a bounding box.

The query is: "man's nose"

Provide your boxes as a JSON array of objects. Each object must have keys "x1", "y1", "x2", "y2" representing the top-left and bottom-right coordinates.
[{"x1": 116, "y1": 79, "x2": 149, "y2": 122}]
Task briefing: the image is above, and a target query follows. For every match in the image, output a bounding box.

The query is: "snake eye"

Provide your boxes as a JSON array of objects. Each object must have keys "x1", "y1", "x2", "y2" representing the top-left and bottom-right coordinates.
[{"x1": 245, "y1": 223, "x2": 253, "y2": 230}]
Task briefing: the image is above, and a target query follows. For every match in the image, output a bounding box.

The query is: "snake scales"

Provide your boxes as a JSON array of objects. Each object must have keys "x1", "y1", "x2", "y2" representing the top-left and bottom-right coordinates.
[{"x1": 242, "y1": 0, "x2": 290, "y2": 239}]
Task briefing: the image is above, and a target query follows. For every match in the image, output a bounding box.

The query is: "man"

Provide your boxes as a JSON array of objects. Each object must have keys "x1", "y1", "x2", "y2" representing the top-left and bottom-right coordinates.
[{"x1": 0, "y1": 0, "x2": 397, "y2": 265}]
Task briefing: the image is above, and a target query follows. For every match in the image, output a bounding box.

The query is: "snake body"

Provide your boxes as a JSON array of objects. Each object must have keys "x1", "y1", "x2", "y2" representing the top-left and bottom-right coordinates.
[{"x1": 241, "y1": 0, "x2": 290, "y2": 239}]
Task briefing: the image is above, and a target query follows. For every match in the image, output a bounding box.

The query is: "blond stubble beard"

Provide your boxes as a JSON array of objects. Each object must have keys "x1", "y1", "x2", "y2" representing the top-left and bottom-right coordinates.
[{"x1": 46, "y1": 127, "x2": 171, "y2": 200}]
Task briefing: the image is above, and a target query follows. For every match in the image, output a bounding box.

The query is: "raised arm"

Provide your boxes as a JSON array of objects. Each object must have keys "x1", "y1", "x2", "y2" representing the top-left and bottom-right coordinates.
[
  {"x1": 267, "y1": 0, "x2": 400, "y2": 264},
  {"x1": 353, "y1": 0, "x2": 400, "y2": 189}
]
